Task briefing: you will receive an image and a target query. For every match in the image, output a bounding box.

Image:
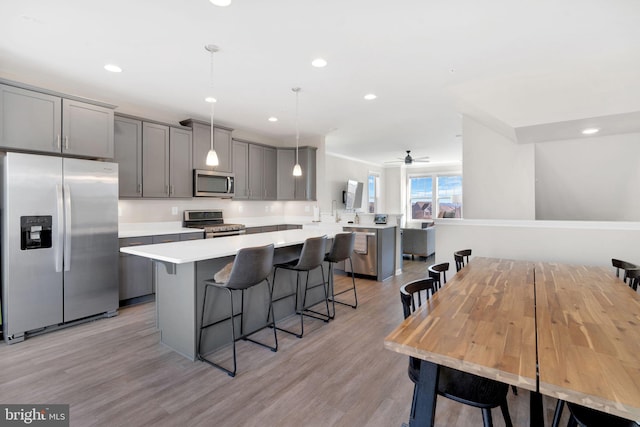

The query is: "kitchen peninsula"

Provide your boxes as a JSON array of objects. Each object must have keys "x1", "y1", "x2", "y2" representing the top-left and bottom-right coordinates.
[{"x1": 121, "y1": 229, "x2": 336, "y2": 360}]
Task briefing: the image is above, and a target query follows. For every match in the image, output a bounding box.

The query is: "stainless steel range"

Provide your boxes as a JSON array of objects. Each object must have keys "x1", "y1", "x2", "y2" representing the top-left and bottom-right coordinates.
[{"x1": 183, "y1": 210, "x2": 246, "y2": 238}]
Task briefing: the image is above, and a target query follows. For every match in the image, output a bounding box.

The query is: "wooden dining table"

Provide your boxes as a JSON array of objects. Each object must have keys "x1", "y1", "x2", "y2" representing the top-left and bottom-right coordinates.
[{"x1": 384, "y1": 257, "x2": 640, "y2": 426}]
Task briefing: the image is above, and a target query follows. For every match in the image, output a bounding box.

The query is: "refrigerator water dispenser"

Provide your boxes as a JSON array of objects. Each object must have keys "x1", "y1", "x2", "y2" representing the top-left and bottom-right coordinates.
[{"x1": 20, "y1": 216, "x2": 52, "y2": 250}]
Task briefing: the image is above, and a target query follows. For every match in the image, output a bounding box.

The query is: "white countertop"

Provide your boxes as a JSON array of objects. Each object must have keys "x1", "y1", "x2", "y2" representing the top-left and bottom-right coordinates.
[
  {"x1": 119, "y1": 222, "x2": 203, "y2": 238},
  {"x1": 120, "y1": 229, "x2": 336, "y2": 264}
]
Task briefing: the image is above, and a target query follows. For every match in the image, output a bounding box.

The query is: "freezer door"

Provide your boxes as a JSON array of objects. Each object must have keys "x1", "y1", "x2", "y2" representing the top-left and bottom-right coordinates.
[
  {"x1": 2, "y1": 153, "x2": 63, "y2": 340},
  {"x1": 62, "y1": 158, "x2": 119, "y2": 322}
]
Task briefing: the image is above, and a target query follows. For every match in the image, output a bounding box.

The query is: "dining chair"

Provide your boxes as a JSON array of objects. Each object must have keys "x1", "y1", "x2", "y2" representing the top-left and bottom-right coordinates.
[
  {"x1": 400, "y1": 278, "x2": 513, "y2": 427},
  {"x1": 197, "y1": 244, "x2": 277, "y2": 377},
  {"x1": 454, "y1": 249, "x2": 472, "y2": 272},
  {"x1": 624, "y1": 267, "x2": 640, "y2": 291},
  {"x1": 612, "y1": 258, "x2": 639, "y2": 287},
  {"x1": 427, "y1": 262, "x2": 449, "y2": 290},
  {"x1": 561, "y1": 401, "x2": 639, "y2": 427}
]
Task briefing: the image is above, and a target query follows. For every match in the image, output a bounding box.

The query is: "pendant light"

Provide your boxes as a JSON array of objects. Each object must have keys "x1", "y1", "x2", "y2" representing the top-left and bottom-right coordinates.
[
  {"x1": 292, "y1": 87, "x2": 302, "y2": 176},
  {"x1": 205, "y1": 44, "x2": 219, "y2": 167}
]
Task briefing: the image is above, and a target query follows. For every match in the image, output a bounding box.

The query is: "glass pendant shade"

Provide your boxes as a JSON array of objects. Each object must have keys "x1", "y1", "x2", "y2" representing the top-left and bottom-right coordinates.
[
  {"x1": 293, "y1": 163, "x2": 302, "y2": 176},
  {"x1": 206, "y1": 149, "x2": 219, "y2": 166}
]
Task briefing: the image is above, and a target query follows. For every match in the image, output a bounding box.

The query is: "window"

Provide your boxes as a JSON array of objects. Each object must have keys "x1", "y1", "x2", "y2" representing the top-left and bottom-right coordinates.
[
  {"x1": 437, "y1": 175, "x2": 462, "y2": 218},
  {"x1": 408, "y1": 174, "x2": 462, "y2": 220},
  {"x1": 409, "y1": 176, "x2": 433, "y2": 219},
  {"x1": 368, "y1": 173, "x2": 380, "y2": 213}
]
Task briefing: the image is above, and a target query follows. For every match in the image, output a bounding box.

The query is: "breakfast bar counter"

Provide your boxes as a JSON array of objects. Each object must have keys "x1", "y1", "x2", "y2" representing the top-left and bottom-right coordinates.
[{"x1": 121, "y1": 229, "x2": 335, "y2": 360}]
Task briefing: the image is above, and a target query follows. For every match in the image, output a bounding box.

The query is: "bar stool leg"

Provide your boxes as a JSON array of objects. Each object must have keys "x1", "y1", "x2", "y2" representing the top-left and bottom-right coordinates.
[
  {"x1": 328, "y1": 256, "x2": 358, "y2": 310},
  {"x1": 198, "y1": 287, "x2": 238, "y2": 377}
]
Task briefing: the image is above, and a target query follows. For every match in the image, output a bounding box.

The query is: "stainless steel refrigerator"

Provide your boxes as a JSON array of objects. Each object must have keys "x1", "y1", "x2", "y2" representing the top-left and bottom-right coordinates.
[{"x1": 1, "y1": 152, "x2": 119, "y2": 343}]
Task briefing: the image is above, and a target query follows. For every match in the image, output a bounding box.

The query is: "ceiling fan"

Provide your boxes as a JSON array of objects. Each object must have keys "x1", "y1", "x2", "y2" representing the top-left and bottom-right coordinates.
[{"x1": 385, "y1": 150, "x2": 430, "y2": 165}]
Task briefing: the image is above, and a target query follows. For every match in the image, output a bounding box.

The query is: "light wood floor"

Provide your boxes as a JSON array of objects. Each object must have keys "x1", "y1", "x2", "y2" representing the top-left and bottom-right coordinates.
[{"x1": 0, "y1": 258, "x2": 569, "y2": 426}]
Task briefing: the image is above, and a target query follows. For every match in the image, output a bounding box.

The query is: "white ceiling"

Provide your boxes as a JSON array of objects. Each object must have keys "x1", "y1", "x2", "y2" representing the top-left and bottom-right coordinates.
[{"x1": 2, "y1": 0, "x2": 640, "y2": 166}]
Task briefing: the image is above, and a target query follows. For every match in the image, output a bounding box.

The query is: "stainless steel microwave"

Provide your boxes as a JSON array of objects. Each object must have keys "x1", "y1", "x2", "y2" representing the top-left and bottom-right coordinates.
[{"x1": 193, "y1": 170, "x2": 235, "y2": 198}]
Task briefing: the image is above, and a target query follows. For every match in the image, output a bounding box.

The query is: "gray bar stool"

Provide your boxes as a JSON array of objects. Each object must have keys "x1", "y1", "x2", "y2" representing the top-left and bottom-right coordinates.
[
  {"x1": 325, "y1": 232, "x2": 357, "y2": 319},
  {"x1": 271, "y1": 235, "x2": 328, "y2": 338},
  {"x1": 197, "y1": 243, "x2": 277, "y2": 377}
]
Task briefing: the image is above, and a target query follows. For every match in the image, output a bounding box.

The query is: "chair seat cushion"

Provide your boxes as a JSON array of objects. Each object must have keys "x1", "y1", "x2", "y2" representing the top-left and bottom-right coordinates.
[
  {"x1": 274, "y1": 258, "x2": 301, "y2": 270},
  {"x1": 213, "y1": 261, "x2": 234, "y2": 284},
  {"x1": 567, "y1": 402, "x2": 639, "y2": 427},
  {"x1": 408, "y1": 359, "x2": 508, "y2": 409}
]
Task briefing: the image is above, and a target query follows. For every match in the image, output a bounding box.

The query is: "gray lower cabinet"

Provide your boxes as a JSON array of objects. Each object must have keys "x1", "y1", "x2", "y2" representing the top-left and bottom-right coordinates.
[
  {"x1": 0, "y1": 83, "x2": 114, "y2": 159},
  {"x1": 119, "y1": 237, "x2": 153, "y2": 300},
  {"x1": 142, "y1": 123, "x2": 192, "y2": 198},
  {"x1": 114, "y1": 116, "x2": 143, "y2": 197},
  {"x1": 180, "y1": 119, "x2": 233, "y2": 173},
  {"x1": 245, "y1": 224, "x2": 301, "y2": 234},
  {"x1": 180, "y1": 232, "x2": 204, "y2": 241},
  {"x1": 277, "y1": 147, "x2": 316, "y2": 200},
  {"x1": 233, "y1": 140, "x2": 249, "y2": 199}
]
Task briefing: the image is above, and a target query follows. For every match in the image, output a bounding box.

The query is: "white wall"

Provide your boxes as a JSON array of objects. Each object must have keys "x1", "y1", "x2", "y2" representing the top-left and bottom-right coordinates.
[
  {"x1": 435, "y1": 219, "x2": 640, "y2": 270},
  {"x1": 323, "y1": 153, "x2": 385, "y2": 216},
  {"x1": 462, "y1": 116, "x2": 536, "y2": 220},
  {"x1": 535, "y1": 132, "x2": 640, "y2": 221}
]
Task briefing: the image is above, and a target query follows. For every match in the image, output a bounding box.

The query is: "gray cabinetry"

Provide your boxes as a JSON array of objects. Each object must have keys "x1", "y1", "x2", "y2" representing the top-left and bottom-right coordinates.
[
  {"x1": 142, "y1": 122, "x2": 170, "y2": 197},
  {"x1": 114, "y1": 116, "x2": 142, "y2": 197},
  {"x1": 169, "y1": 127, "x2": 192, "y2": 197},
  {"x1": 141, "y1": 122, "x2": 192, "y2": 198},
  {"x1": 180, "y1": 232, "x2": 204, "y2": 241},
  {"x1": 277, "y1": 147, "x2": 316, "y2": 200},
  {"x1": 61, "y1": 99, "x2": 114, "y2": 158},
  {"x1": 180, "y1": 119, "x2": 233, "y2": 172},
  {"x1": 232, "y1": 140, "x2": 249, "y2": 199},
  {"x1": 119, "y1": 237, "x2": 153, "y2": 301},
  {"x1": 0, "y1": 83, "x2": 114, "y2": 159},
  {"x1": 248, "y1": 143, "x2": 277, "y2": 200}
]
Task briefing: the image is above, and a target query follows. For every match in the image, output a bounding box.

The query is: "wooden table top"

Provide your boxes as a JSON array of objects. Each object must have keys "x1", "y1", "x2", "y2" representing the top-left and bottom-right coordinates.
[
  {"x1": 535, "y1": 262, "x2": 640, "y2": 421},
  {"x1": 384, "y1": 257, "x2": 538, "y2": 391}
]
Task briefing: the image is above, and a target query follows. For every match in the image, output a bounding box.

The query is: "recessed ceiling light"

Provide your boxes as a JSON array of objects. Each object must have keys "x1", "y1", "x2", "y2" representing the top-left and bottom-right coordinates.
[
  {"x1": 364, "y1": 93, "x2": 377, "y2": 100},
  {"x1": 581, "y1": 128, "x2": 600, "y2": 135},
  {"x1": 311, "y1": 58, "x2": 327, "y2": 68},
  {"x1": 205, "y1": 97, "x2": 217, "y2": 103},
  {"x1": 104, "y1": 64, "x2": 122, "y2": 73},
  {"x1": 268, "y1": 117, "x2": 278, "y2": 122},
  {"x1": 210, "y1": 0, "x2": 231, "y2": 6}
]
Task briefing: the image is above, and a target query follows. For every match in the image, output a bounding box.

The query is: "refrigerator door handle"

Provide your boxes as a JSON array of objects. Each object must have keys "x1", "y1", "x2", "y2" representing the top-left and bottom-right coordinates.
[
  {"x1": 55, "y1": 184, "x2": 64, "y2": 273},
  {"x1": 63, "y1": 184, "x2": 72, "y2": 272}
]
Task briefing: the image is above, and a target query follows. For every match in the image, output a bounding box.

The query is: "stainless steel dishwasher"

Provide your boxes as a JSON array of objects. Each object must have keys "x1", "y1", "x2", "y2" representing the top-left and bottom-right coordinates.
[{"x1": 343, "y1": 227, "x2": 377, "y2": 276}]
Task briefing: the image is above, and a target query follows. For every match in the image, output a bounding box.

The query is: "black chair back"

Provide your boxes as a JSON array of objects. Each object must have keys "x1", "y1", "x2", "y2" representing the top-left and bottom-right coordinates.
[
  {"x1": 454, "y1": 249, "x2": 472, "y2": 272},
  {"x1": 428, "y1": 262, "x2": 449, "y2": 289},
  {"x1": 612, "y1": 258, "x2": 639, "y2": 285},
  {"x1": 400, "y1": 278, "x2": 438, "y2": 319}
]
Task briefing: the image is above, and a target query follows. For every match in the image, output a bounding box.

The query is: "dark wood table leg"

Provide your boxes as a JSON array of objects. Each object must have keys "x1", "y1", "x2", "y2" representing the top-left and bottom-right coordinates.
[
  {"x1": 530, "y1": 390, "x2": 544, "y2": 427},
  {"x1": 410, "y1": 360, "x2": 439, "y2": 427}
]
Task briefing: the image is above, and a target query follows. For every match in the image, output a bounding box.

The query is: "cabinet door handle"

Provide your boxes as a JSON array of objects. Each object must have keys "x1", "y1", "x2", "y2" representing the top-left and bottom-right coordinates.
[
  {"x1": 64, "y1": 136, "x2": 69, "y2": 150},
  {"x1": 165, "y1": 185, "x2": 169, "y2": 195},
  {"x1": 170, "y1": 185, "x2": 174, "y2": 195},
  {"x1": 56, "y1": 135, "x2": 61, "y2": 150},
  {"x1": 137, "y1": 183, "x2": 142, "y2": 194}
]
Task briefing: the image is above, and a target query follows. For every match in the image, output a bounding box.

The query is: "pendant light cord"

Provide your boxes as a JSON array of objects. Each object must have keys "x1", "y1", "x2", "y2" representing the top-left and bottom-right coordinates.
[
  {"x1": 210, "y1": 48, "x2": 215, "y2": 151},
  {"x1": 295, "y1": 89, "x2": 300, "y2": 164}
]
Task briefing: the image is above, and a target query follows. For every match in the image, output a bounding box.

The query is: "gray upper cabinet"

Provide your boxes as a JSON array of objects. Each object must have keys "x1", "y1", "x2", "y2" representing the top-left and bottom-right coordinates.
[
  {"x1": 142, "y1": 122, "x2": 170, "y2": 197},
  {"x1": 277, "y1": 148, "x2": 296, "y2": 200},
  {"x1": 114, "y1": 116, "x2": 143, "y2": 198},
  {"x1": 180, "y1": 119, "x2": 233, "y2": 173},
  {"x1": 264, "y1": 146, "x2": 277, "y2": 200},
  {"x1": 61, "y1": 99, "x2": 114, "y2": 158},
  {"x1": 248, "y1": 143, "x2": 277, "y2": 200},
  {"x1": 277, "y1": 147, "x2": 316, "y2": 200},
  {"x1": 169, "y1": 127, "x2": 192, "y2": 198},
  {"x1": 142, "y1": 122, "x2": 193, "y2": 199},
  {"x1": 0, "y1": 83, "x2": 114, "y2": 159},
  {"x1": 233, "y1": 140, "x2": 249, "y2": 199},
  {"x1": 0, "y1": 84, "x2": 61, "y2": 153}
]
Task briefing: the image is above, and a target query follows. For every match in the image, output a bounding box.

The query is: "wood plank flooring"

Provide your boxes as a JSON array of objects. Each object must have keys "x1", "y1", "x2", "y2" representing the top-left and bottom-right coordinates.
[{"x1": 0, "y1": 258, "x2": 569, "y2": 426}]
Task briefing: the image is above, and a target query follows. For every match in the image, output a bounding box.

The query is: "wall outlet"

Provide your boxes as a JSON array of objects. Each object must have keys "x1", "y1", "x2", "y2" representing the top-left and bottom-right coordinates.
[{"x1": 171, "y1": 206, "x2": 178, "y2": 215}]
